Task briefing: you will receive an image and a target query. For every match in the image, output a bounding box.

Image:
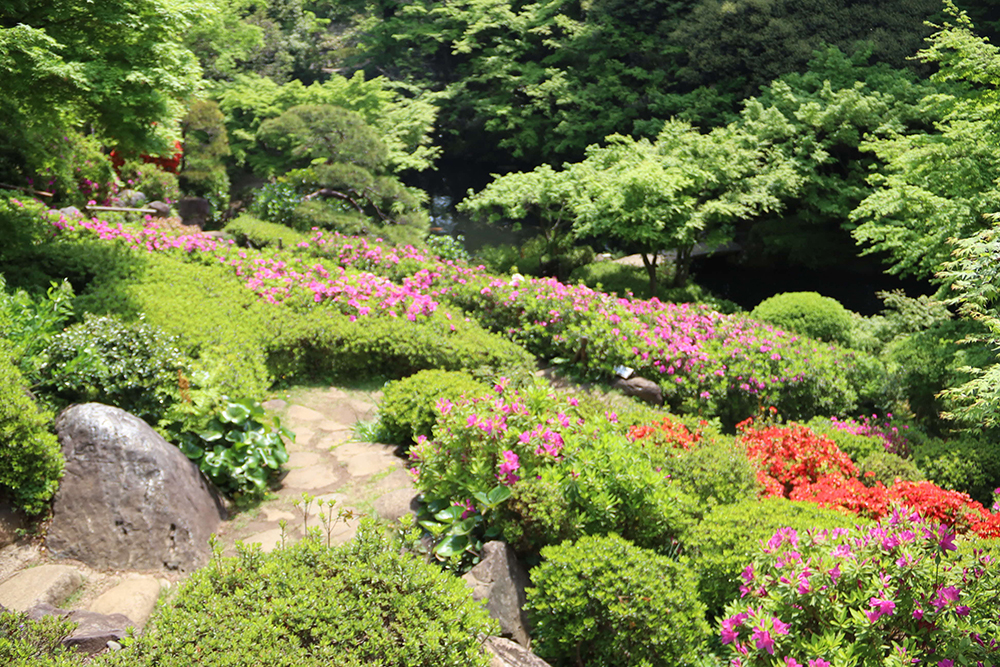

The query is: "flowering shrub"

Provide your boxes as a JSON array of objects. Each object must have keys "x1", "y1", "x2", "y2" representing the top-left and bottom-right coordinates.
[
  {"x1": 829, "y1": 412, "x2": 911, "y2": 457},
  {"x1": 379, "y1": 369, "x2": 491, "y2": 445},
  {"x1": 44, "y1": 208, "x2": 886, "y2": 427},
  {"x1": 720, "y1": 511, "x2": 1000, "y2": 666},
  {"x1": 740, "y1": 420, "x2": 858, "y2": 498},
  {"x1": 409, "y1": 381, "x2": 698, "y2": 555},
  {"x1": 687, "y1": 498, "x2": 860, "y2": 620}
]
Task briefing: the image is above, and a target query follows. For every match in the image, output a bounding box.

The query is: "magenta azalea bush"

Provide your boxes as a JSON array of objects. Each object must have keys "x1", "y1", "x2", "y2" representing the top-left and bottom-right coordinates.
[
  {"x1": 409, "y1": 380, "x2": 698, "y2": 555},
  {"x1": 721, "y1": 509, "x2": 1000, "y2": 666}
]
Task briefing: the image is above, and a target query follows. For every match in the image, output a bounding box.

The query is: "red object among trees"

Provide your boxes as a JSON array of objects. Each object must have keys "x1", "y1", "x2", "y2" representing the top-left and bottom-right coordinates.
[{"x1": 110, "y1": 140, "x2": 183, "y2": 174}]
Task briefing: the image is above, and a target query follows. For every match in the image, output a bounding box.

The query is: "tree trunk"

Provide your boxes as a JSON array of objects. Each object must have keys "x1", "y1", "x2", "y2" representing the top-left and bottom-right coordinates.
[
  {"x1": 672, "y1": 245, "x2": 694, "y2": 288},
  {"x1": 641, "y1": 252, "x2": 659, "y2": 298}
]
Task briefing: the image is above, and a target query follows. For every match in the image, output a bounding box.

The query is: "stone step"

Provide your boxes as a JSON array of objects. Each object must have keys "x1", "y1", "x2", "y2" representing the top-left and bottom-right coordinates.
[
  {"x1": 89, "y1": 576, "x2": 162, "y2": 630},
  {"x1": 0, "y1": 564, "x2": 84, "y2": 611}
]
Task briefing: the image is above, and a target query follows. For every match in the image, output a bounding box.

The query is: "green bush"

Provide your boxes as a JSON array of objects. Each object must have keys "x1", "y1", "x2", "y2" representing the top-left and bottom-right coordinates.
[
  {"x1": 0, "y1": 340, "x2": 63, "y2": 515},
  {"x1": 268, "y1": 308, "x2": 535, "y2": 385},
  {"x1": 1, "y1": 609, "x2": 81, "y2": 667},
  {"x1": 120, "y1": 161, "x2": 181, "y2": 204},
  {"x1": 912, "y1": 435, "x2": 1000, "y2": 505},
  {"x1": 98, "y1": 523, "x2": 497, "y2": 667},
  {"x1": 750, "y1": 291, "x2": 855, "y2": 346},
  {"x1": 425, "y1": 234, "x2": 471, "y2": 263},
  {"x1": 526, "y1": 533, "x2": 710, "y2": 667},
  {"x1": 475, "y1": 235, "x2": 593, "y2": 281},
  {"x1": 685, "y1": 497, "x2": 860, "y2": 619},
  {"x1": 79, "y1": 253, "x2": 275, "y2": 402},
  {"x1": 38, "y1": 314, "x2": 192, "y2": 425},
  {"x1": 0, "y1": 193, "x2": 53, "y2": 264},
  {"x1": 569, "y1": 261, "x2": 741, "y2": 312},
  {"x1": 249, "y1": 181, "x2": 305, "y2": 228},
  {"x1": 224, "y1": 214, "x2": 309, "y2": 249},
  {"x1": 882, "y1": 319, "x2": 992, "y2": 430},
  {"x1": 380, "y1": 369, "x2": 491, "y2": 445},
  {"x1": 659, "y1": 436, "x2": 760, "y2": 512},
  {"x1": 856, "y1": 450, "x2": 924, "y2": 486},
  {"x1": 0, "y1": 274, "x2": 74, "y2": 384}
]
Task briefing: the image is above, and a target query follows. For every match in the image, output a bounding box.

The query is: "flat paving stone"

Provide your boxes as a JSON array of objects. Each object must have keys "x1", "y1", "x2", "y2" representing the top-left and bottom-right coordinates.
[
  {"x1": 263, "y1": 508, "x2": 296, "y2": 522},
  {"x1": 285, "y1": 405, "x2": 325, "y2": 423},
  {"x1": 242, "y1": 528, "x2": 286, "y2": 553},
  {"x1": 374, "y1": 488, "x2": 421, "y2": 522},
  {"x1": 287, "y1": 451, "x2": 321, "y2": 468},
  {"x1": 317, "y1": 432, "x2": 352, "y2": 449},
  {"x1": 89, "y1": 577, "x2": 161, "y2": 630},
  {"x1": 345, "y1": 451, "x2": 396, "y2": 477},
  {"x1": 0, "y1": 564, "x2": 83, "y2": 611},
  {"x1": 281, "y1": 465, "x2": 342, "y2": 491},
  {"x1": 262, "y1": 399, "x2": 287, "y2": 411},
  {"x1": 317, "y1": 419, "x2": 352, "y2": 433}
]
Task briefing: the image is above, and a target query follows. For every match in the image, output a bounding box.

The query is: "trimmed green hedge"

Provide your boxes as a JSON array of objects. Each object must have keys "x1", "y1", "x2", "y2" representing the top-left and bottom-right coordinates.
[
  {"x1": 98, "y1": 524, "x2": 497, "y2": 667},
  {"x1": 268, "y1": 308, "x2": 535, "y2": 384},
  {"x1": 224, "y1": 214, "x2": 310, "y2": 249},
  {"x1": 0, "y1": 340, "x2": 63, "y2": 515}
]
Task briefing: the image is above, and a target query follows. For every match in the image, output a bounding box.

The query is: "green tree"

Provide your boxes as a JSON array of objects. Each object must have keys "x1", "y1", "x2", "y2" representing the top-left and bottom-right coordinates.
[
  {"x1": 216, "y1": 72, "x2": 439, "y2": 176},
  {"x1": 850, "y1": 7, "x2": 1000, "y2": 280},
  {"x1": 735, "y1": 47, "x2": 941, "y2": 268},
  {"x1": 672, "y1": 0, "x2": 939, "y2": 99},
  {"x1": 352, "y1": 0, "x2": 733, "y2": 163},
  {"x1": 258, "y1": 104, "x2": 427, "y2": 230},
  {"x1": 570, "y1": 121, "x2": 798, "y2": 293},
  {"x1": 458, "y1": 164, "x2": 578, "y2": 257},
  {"x1": 0, "y1": 0, "x2": 204, "y2": 160},
  {"x1": 937, "y1": 218, "x2": 1000, "y2": 430}
]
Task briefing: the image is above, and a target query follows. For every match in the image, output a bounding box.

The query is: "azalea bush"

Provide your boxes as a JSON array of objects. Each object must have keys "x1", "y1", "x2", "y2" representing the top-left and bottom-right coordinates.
[
  {"x1": 687, "y1": 498, "x2": 860, "y2": 620},
  {"x1": 409, "y1": 381, "x2": 698, "y2": 557},
  {"x1": 720, "y1": 511, "x2": 1000, "y2": 666},
  {"x1": 739, "y1": 419, "x2": 858, "y2": 498}
]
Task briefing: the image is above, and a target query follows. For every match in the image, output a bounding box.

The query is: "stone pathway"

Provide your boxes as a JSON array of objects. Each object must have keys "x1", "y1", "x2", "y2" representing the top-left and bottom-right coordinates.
[
  {"x1": 214, "y1": 385, "x2": 419, "y2": 554},
  {"x1": 0, "y1": 384, "x2": 420, "y2": 642}
]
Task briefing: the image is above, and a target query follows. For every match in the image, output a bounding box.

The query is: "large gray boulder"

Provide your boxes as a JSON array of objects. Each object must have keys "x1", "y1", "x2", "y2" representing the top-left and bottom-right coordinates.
[
  {"x1": 47, "y1": 404, "x2": 225, "y2": 572},
  {"x1": 463, "y1": 541, "x2": 532, "y2": 647}
]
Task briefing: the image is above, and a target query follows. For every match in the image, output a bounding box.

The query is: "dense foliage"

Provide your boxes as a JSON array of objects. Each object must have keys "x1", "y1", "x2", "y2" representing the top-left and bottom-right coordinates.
[
  {"x1": 526, "y1": 533, "x2": 710, "y2": 667},
  {"x1": 97, "y1": 524, "x2": 498, "y2": 667}
]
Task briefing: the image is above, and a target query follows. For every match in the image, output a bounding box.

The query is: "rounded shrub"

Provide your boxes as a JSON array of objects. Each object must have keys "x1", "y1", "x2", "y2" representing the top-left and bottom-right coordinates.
[
  {"x1": 0, "y1": 341, "x2": 63, "y2": 515},
  {"x1": 526, "y1": 533, "x2": 710, "y2": 667},
  {"x1": 750, "y1": 291, "x2": 855, "y2": 345},
  {"x1": 685, "y1": 497, "x2": 861, "y2": 619},
  {"x1": 98, "y1": 523, "x2": 497, "y2": 667},
  {"x1": 380, "y1": 369, "x2": 491, "y2": 445},
  {"x1": 249, "y1": 181, "x2": 305, "y2": 229},
  {"x1": 857, "y1": 450, "x2": 924, "y2": 487},
  {"x1": 224, "y1": 214, "x2": 310, "y2": 249},
  {"x1": 39, "y1": 314, "x2": 192, "y2": 425}
]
